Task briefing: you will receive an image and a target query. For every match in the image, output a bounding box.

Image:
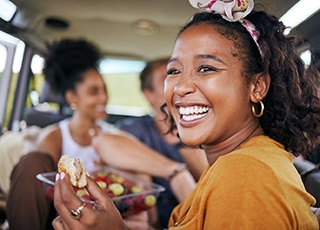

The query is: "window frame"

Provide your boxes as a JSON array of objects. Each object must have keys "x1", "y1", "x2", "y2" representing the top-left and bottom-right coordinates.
[{"x1": 0, "y1": 40, "x2": 16, "y2": 132}]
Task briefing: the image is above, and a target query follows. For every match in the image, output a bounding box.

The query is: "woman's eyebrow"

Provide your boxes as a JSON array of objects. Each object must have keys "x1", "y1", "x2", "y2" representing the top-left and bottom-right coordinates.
[
  {"x1": 168, "y1": 57, "x2": 178, "y2": 64},
  {"x1": 195, "y1": 54, "x2": 225, "y2": 64},
  {"x1": 168, "y1": 54, "x2": 225, "y2": 65}
]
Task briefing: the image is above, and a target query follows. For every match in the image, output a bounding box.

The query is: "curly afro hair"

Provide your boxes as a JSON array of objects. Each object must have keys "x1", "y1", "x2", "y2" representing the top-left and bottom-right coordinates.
[
  {"x1": 42, "y1": 38, "x2": 101, "y2": 96},
  {"x1": 164, "y1": 11, "x2": 320, "y2": 156}
]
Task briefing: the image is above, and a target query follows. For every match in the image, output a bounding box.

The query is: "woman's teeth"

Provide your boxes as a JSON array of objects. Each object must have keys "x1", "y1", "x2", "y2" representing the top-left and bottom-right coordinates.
[{"x1": 179, "y1": 106, "x2": 209, "y2": 121}]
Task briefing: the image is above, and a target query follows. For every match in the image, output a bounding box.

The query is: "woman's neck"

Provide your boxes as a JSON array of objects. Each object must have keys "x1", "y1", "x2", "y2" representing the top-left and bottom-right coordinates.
[
  {"x1": 68, "y1": 113, "x2": 97, "y2": 145},
  {"x1": 203, "y1": 121, "x2": 264, "y2": 166}
]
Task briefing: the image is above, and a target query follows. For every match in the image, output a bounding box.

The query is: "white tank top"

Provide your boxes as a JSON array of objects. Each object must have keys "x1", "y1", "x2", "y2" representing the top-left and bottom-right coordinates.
[{"x1": 59, "y1": 119, "x2": 120, "y2": 173}]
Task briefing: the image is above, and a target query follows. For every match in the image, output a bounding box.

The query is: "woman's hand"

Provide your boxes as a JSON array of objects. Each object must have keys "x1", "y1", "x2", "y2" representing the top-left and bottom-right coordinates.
[{"x1": 53, "y1": 172, "x2": 127, "y2": 230}]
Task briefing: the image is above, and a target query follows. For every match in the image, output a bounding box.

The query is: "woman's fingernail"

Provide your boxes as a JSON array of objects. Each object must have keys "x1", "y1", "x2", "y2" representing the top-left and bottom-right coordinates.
[
  {"x1": 86, "y1": 172, "x2": 90, "y2": 176},
  {"x1": 55, "y1": 173, "x2": 60, "y2": 181},
  {"x1": 60, "y1": 172, "x2": 66, "y2": 180}
]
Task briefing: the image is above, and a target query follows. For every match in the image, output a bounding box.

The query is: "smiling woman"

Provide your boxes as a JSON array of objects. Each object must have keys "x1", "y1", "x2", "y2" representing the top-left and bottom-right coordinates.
[
  {"x1": 5, "y1": 38, "x2": 122, "y2": 230},
  {"x1": 1, "y1": 0, "x2": 320, "y2": 229},
  {"x1": 52, "y1": 0, "x2": 320, "y2": 229},
  {"x1": 163, "y1": 2, "x2": 320, "y2": 228}
]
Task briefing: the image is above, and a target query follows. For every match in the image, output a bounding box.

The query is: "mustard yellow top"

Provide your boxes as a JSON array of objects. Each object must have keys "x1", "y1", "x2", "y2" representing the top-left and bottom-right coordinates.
[{"x1": 168, "y1": 136, "x2": 318, "y2": 229}]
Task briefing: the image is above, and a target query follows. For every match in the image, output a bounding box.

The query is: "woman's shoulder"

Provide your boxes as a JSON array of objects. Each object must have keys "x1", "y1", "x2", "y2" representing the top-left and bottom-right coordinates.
[
  {"x1": 214, "y1": 137, "x2": 290, "y2": 171},
  {"x1": 35, "y1": 123, "x2": 62, "y2": 163},
  {"x1": 211, "y1": 151, "x2": 276, "y2": 177},
  {"x1": 204, "y1": 137, "x2": 296, "y2": 189},
  {"x1": 36, "y1": 124, "x2": 62, "y2": 148},
  {"x1": 239, "y1": 135, "x2": 284, "y2": 150}
]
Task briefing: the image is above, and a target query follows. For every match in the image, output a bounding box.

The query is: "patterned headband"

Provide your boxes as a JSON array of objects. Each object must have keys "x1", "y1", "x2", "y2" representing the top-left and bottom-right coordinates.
[{"x1": 188, "y1": 0, "x2": 263, "y2": 57}]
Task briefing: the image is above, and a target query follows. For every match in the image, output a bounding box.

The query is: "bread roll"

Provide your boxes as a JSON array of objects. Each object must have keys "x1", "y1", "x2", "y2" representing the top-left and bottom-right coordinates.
[{"x1": 58, "y1": 154, "x2": 87, "y2": 188}]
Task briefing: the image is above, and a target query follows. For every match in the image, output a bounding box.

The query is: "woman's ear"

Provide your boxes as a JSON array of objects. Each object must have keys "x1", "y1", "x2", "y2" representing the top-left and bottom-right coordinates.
[
  {"x1": 65, "y1": 90, "x2": 75, "y2": 105},
  {"x1": 143, "y1": 89, "x2": 155, "y2": 107},
  {"x1": 249, "y1": 73, "x2": 271, "y2": 102}
]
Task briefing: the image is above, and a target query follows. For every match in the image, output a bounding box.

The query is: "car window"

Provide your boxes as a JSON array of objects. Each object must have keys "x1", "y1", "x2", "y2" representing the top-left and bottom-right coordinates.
[
  {"x1": 101, "y1": 58, "x2": 151, "y2": 116},
  {"x1": 0, "y1": 32, "x2": 20, "y2": 131},
  {"x1": 27, "y1": 56, "x2": 152, "y2": 118}
]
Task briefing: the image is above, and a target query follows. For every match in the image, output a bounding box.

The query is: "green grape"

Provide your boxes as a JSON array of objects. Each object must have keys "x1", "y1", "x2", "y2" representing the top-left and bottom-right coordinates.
[
  {"x1": 144, "y1": 195, "x2": 156, "y2": 207},
  {"x1": 97, "y1": 181, "x2": 107, "y2": 189},
  {"x1": 108, "y1": 183, "x2": 125, "y2": 196},
  {"x1": 131, "y1": 185, "x2": 142, "y2": 194}
]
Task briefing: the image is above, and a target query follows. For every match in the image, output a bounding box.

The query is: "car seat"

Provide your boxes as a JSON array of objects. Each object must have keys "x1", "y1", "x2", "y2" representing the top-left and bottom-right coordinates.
[{"x1": 25, "y1": 82, "x2": 72, "y2": 128}]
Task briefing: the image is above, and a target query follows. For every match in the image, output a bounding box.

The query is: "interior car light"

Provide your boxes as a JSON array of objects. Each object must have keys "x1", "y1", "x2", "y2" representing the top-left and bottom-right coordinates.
[
  {"x1": 131, "y1": 19, "x2": 159, "y2": 36},
  {"x1": 0, "y1": 0, "x2": 17, "y2": 22},
  {"x1": 280, "y1": 0, "x2": 320, "y2": 34}
]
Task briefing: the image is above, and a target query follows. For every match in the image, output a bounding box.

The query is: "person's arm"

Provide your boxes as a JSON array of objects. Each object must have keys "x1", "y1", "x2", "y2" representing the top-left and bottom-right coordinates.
[
  {"x1": 36, "y1": 125, "x2": 62, "y2": 164},
  {"x1": 92, "y1": 132, "x2": 196, "y2": 202}
]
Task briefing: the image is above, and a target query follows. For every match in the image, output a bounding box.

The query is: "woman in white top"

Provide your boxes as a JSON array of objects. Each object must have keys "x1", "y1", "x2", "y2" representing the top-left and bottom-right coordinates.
[
  {"x1": 6, "y1": 39, "x2": 120, "y2": 230},
  {"x1": 37, "y1": 39, "x2": 118, "y2": 171}
]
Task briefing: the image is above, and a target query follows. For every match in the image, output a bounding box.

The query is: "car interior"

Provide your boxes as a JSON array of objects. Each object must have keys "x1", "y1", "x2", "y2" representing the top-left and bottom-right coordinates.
[
  {"x1": 1, "y1": 0, "x2": 320, "y2": 131},
  {"x1": 0, "y1": 0, "x2": 320, "y2": 228}
]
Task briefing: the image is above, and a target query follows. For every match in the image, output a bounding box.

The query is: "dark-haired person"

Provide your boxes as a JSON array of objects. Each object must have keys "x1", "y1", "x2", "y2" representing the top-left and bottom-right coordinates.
[
  {"x1": 53, "y1": 0, "x2": 320, "y2": 229},
  {"x1": 6, "y1": 39, "x2": 120, "y2": 230},
  {"x1": 115, "y1": 58, "x2": 207, "y2": 228},
  {"x1": 37, "y1": 39, "x2": 121, "y2": 170}
]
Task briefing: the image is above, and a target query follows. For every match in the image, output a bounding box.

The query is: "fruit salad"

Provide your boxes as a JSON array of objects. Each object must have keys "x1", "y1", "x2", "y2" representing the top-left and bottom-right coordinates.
[{"x1": 75, "y1": 168, "x2": 163, "y2": 217}]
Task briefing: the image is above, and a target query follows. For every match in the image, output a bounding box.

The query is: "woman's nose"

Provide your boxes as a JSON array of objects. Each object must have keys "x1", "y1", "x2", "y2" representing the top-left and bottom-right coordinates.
[
  {"x1": 173, "y1": 75, "x2": 196, "y2": 97},
  {"x1": 101, "y1": 92, "x2": 108, "y2": 104}
]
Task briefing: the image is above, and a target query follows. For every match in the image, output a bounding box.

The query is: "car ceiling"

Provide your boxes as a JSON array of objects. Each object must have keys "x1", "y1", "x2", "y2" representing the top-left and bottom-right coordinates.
[{"x1": 5, "y1": 0, "x2": 320, "y2": 61}]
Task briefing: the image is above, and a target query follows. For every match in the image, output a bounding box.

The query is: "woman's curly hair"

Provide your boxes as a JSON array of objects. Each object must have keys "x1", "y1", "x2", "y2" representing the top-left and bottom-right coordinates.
[
  {"x1": 43, "y1": 38, "x2": 101, "y2": 96},
  {"x1": 163, "y1": 11, "x2": 320, "y2": 156}
]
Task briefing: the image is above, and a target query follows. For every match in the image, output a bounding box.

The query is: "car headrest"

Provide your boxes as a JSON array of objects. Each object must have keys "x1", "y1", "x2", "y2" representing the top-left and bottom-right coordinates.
[{"x1": 39, "y1": 82, "x2": 67, "y2": 105}]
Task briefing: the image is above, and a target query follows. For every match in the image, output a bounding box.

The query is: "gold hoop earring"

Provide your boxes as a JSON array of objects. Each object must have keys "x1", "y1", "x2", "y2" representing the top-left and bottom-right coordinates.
[
  {"x1": 70, "y1": 103, "x2": 77, "y2": 111},
  {"x1": 251, "y1": 100, "x2": 264, "y2": 118}
]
